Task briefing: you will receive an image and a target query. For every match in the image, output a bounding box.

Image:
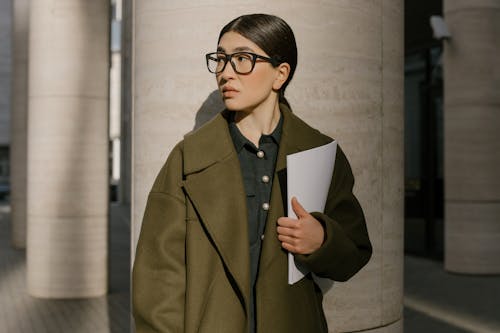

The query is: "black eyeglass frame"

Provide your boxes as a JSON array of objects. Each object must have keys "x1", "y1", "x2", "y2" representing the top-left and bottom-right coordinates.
[{"x1": 205, "y1": 51, "x2": 280, "y2": 74}]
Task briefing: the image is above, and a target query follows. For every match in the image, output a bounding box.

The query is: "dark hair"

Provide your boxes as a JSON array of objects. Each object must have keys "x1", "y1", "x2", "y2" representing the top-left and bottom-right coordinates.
[{"x1": 218, "y1": 14, "x2": 297, "y2": 107}]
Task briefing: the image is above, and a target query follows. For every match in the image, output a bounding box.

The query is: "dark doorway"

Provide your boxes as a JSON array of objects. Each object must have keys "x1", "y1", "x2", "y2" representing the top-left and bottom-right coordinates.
[{"x1": 404, "y1": 47, "x2": 444, "y2": 259}]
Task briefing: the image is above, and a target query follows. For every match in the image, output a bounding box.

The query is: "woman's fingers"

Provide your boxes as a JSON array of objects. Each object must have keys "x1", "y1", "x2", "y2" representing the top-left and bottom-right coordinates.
[
  {"x1": 277, "y1": 198, "x2": 324, "y2": 254},
  {"x1": 277, "y1": 216, "x2": 297, "y2": 228},
  {"x1": 291, "y1": 197, "x2": 309, "y2": 218},
  {"x1": 277, "y1": 225, "x2": 295, "y2": 237},
  {"x1": 277, "y1": 234, "x2": 296, "y2": 245}
]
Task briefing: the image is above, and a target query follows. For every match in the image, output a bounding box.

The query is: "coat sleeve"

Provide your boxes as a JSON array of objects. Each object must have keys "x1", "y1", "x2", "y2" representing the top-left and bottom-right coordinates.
[
  {"x1": 133, "y1": 143, "x2": 186, "y2": 332},
  {"x1": 294, "y1": 146, "x2": 372, "y2": 282}
]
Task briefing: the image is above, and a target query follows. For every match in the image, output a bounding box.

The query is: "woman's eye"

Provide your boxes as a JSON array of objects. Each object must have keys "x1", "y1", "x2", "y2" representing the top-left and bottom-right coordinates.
[{"x1": 236, "y1": 55, "x2": 251, "y2": 62}]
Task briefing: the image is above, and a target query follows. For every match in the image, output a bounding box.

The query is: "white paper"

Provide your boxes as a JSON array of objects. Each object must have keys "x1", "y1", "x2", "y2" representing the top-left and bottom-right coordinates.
[{"x1": 286, "y1": 140, "x2": 337, "y2": 289}]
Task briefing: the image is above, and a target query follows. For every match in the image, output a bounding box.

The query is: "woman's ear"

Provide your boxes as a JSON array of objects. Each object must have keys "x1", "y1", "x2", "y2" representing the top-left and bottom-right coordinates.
[{"x1": 273, "y1": 62, "x2": 291, "y2": 91}]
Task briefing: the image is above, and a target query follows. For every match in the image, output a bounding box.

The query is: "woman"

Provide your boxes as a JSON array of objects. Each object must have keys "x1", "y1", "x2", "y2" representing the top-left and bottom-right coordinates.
[{"x1": 133, "y1": 14, "x2": 372, "y2": 333}]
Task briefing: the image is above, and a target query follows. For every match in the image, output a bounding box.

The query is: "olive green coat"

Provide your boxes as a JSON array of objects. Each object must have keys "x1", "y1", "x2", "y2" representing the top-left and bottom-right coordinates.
[{"x1": 132, "y1": 104, "x2": 372, "y2": 332}]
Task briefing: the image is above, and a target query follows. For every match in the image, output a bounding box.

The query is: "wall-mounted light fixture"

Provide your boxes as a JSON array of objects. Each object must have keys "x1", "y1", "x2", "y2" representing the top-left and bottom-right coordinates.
[{"x1": 430, "y1": 15, "x2": 451, "y2": 40}]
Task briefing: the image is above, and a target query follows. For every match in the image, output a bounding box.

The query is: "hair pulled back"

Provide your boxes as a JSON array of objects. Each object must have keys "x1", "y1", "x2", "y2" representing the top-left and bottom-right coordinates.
[{"x1": 218, "y1": 14, "x2": 297, "y2": 107}]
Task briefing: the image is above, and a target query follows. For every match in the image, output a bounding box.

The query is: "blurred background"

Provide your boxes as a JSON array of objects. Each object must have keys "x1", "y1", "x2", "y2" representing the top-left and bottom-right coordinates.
[{"x1": 0, "y1": 0, "x2": 499, "y2": 332}]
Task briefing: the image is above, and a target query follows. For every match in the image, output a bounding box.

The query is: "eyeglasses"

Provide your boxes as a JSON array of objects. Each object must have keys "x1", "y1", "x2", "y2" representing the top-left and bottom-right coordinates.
[{"x1": 205, "y1": 51, "x2": 279, "y2": 74}]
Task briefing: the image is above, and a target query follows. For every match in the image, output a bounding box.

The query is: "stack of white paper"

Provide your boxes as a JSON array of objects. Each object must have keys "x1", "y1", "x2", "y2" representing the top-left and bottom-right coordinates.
[{"x1": 286, "y1": 140, "x2": 337, "y2": 291}]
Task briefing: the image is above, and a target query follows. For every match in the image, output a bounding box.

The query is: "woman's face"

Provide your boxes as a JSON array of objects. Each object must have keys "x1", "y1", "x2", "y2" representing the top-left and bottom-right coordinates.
[{"x1": 216, "y1": 31, "x2": 283, "y2": 112}]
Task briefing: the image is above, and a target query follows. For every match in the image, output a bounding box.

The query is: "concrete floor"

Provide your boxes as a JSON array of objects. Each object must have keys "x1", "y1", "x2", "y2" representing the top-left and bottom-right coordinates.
[
  {"x1": 0, "y1": 203, "x2": 130, "y2": 333},
  {"x1": 1, "y1": 201, "x2": 499, "y2": 332},
  {"x1": 404, "y1": 255, "x2": 500, "y2": 333}
]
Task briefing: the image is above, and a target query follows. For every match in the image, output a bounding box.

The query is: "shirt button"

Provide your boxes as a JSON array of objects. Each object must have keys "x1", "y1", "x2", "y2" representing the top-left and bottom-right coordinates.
[
  {"x1": 262, "y1": 203, "x2": 270, "y2": 211},
  {"x1": 257, "y1": 150, "x2": 265, "y2": 158},
  {"x1": 261, "y1": 234, "x2": 265, "y2": 240},
  {"x1": 261, "y1": 175, "x2": 270, "y2": 183}
]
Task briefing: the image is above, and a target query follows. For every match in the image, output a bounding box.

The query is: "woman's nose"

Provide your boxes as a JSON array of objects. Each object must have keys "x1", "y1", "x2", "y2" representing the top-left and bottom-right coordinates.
[{"x1": 219, "y1": 60, "x2": 237, "y2": 79}]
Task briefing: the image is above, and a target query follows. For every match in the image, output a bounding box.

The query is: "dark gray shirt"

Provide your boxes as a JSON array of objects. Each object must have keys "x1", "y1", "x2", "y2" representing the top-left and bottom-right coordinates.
[{"x1": 228, "y1": 112, "x2": 283, "y2": 333}]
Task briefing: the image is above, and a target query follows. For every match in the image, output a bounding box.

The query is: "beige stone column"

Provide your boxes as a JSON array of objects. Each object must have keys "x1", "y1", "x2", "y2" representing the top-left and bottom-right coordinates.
[
  {"x1": 443, "y1": 0, "x2": 500, "y2": 274},
  {"x1": 120, "y1": 0, "x2": 132, "y2": 206},
  {"x1": 27, "y1": 0, "x2": 109, "y2": 298},
  {"x1": 10, "y1": 0, "x2": 30, "y2": 249},
  {"x1": 0, "y1": 0, "x2": 12, "y2": 144},
  {"x1": 132, "y1": 1, "x2": 404, "y2": 331}
]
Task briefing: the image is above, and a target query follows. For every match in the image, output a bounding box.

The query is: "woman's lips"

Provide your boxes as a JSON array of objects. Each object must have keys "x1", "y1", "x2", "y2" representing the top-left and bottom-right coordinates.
[{"x1": 222, "y1": 86, "x2": 238, "y2": 98}]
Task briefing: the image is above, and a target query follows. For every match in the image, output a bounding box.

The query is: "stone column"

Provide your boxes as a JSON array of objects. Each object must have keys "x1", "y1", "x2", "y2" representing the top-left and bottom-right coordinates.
[
  {"x1": 132, "y1": 1, "x2": 403, "y2": 331},
  {"x1": 10, "y1": 0, "x2": 29, "y2": 249},
  {"x1": 120, "y1": 0, "x2": 132, "y2": 206},
  {"x1": 27, "y1": 0, "x2": 109, "y2": 298},
  {"x1": 0, "y1": 0, "x2": 12, "y2": 145},
  {"x1": 443, "y1": 0, "x2": 500, "y2": 274}
]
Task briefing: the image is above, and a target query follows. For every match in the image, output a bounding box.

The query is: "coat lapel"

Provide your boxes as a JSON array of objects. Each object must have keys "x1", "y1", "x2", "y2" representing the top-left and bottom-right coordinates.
[{"x1": 181, "y1": 111, "x2": 251, "y2": 313}]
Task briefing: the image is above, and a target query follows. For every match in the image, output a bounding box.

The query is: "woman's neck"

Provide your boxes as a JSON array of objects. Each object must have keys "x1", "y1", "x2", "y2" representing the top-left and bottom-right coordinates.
[{"x1": 234, "y1": 98, "x2": 281, "y2": 147}]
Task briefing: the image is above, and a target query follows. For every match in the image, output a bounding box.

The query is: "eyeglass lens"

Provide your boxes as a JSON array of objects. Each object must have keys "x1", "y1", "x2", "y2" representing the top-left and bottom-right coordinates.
[{"x1": 207, "y1": 52, "x2": 255, "y2": 74}]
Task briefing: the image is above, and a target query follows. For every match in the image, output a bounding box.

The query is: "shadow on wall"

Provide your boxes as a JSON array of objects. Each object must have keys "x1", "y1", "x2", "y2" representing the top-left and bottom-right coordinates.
[{"x1": 193, "y1": 90, "x2": 225, "y2": 131}]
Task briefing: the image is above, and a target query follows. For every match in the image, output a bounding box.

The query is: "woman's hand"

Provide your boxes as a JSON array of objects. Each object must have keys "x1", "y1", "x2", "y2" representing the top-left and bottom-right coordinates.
[{"x1": 277, "y1": 197, "x2": 325, "y2": 255}]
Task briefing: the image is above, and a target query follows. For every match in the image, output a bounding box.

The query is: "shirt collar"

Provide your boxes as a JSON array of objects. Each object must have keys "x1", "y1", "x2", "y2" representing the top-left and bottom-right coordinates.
[{"x1": 228, "y1": 111, "x2": 283, "y2": 152}]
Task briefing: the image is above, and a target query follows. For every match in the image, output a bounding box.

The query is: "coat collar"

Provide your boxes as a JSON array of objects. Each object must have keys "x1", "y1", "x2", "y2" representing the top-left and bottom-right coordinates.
[
  {"x1": 183, "y1": 103, "x2": 331, "y2": 173},
  {"x1": 181, "y1": 103, "x2": 333, "y2": 314}
]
